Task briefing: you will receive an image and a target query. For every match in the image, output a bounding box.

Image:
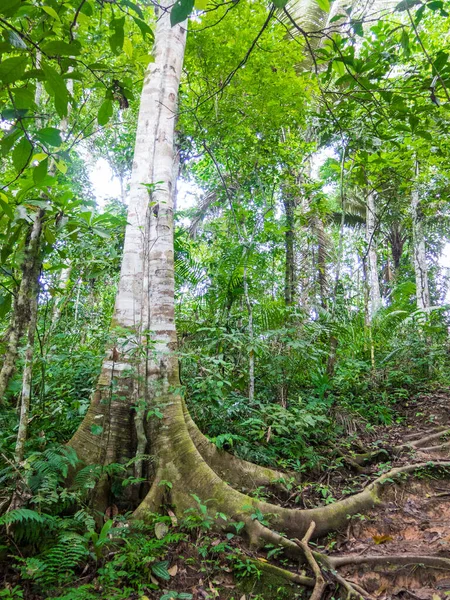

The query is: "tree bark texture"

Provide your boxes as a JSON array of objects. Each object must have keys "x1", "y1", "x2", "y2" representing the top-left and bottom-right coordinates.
[
  {"x1": 69, "y1": 5, "x2": 187, "y2": 469},
  {"x1": 366, "y1": 191, "x2": 381, "y2": 321},
  {"x1": 411, "y1": 162, "x2": 430, "y2": 310},
  {"x1": 283, "y1": 194, "x2": 296, "y2": 306},
  {"x1": 0, "y1": 209, "x2": 44, "y2": 402}
]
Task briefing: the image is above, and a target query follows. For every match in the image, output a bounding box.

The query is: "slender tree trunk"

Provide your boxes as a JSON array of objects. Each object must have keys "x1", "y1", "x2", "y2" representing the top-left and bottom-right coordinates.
[
  {"x1": 366, "y1": 190, "x2": 381, "y2": 321},
  {"x1": 15, "y1": 283, "x2": 39, "y2": 462},
  {"x1": 411, "y1": 162, "x2": 430, "y2": 310},
  {"x1": 314, "y1": 216, "x2": 327, "y2": 309},
  {"x1": 0, "y1": 210, "x2": 44, "y2": 402},
  {"x1": 283, "y1": 195, "x2": 295, "y2": 306},
  {"x1": 243, "y1": 258, "x2": 254, "y2": 403},
  {"x1": 388, "y1": 222, "x2": 405, "y2": 273}
]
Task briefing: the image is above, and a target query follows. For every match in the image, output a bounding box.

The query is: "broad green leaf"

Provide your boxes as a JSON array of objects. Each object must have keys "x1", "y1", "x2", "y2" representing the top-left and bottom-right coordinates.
[
  {"x1": 433, "y1": 51, "x2": 448, "y2": 72},
  {"x1": 0, "y1": 193, "x2": 14, "y2": 219},
  {"x1": 132, "y1": 17, "x2": 154, "y2": 40},
  {"x1": 0, "y1": 128, "x2": 22, "y2": 156},
  {"x1": 42, "y1": 62, "x2": 68, "y2": 118},
  {"x1": 194, "y1": 0, "x2": 208, "y2": 8},
  {"x1": 0, "y1": 293, "x2": 12, "y2": 319},
  {"x1": 272, "y1": 0, "x2": 289, "y2": 7},
  {"x1": 44, "y1": 227, "x2": 56, "y2": 245},
  {"x1": 123, "y1": 0, "x2": 144, "y2": 18},
  {"x1": 98, "y1": 99, "x2": 113, "y2": 126},
  {"x1": 42, "y1": 40, "x2": 82, "y2": 56},
  {"x1": 352, "y1": 20, "x2": 363, "y2": 36},
  {"x1": 7, "y1": 30, "x2": 27, "y2": 49},
  {"x1": 109, "y1": 17, "x2": 125, "y2": 54},
  {"x1": 33, "y1": 158, "x2": 48, "y2": 184},
  {"x1": 12, "y1": 137, "x2": 33, "y2": 172},
  {"x1": 0, "y1": 56, "x2": 28, "y2": 84},
  {"x1": 55, "y1": 160, "x2": 67, "y2": 174},
  {"x1": 170, "y1": 0, "x2": 194, "y2": 26},
  {"x1": 41, "y1": 5, "x2": 60, "y2": 20},
  {"x1": 35, "y1": 127, "x2": 62, "y2": 147}
]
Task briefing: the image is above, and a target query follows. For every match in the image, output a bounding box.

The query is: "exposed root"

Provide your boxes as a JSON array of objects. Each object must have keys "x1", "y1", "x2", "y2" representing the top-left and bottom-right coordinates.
[
  {"x1": 249, "y1": 558, "x2": 315, "y2": 588},
  {"x1": 182, "y1": 400, "x2": 292, "y2": 494},
  {"x1": 331, "y1": 445, "x2": 367, "y2": 473},
  {"x1": 348, "y1": 448, "x2": 390, "y2": 467},
  {"x1": 403, "y1": 425, "x2": 448, "y2": 441},
  {"x1": 419, "y1": 440, "x2": 450, "y2": 453},
  {"x1": 329, "y1": 554, "x2": 450, "y2": 570},
  {"x1": 399, "y1": 428, "x2": 450, "y2": 450},
  {"x1": 294, "y1": 522, "x2": 327, "y2": 600}
]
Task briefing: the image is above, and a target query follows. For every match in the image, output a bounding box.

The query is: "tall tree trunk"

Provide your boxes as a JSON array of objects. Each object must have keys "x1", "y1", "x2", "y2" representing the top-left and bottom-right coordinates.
[
  {"x1": 15, "y1": 282, "x2": 39, "y2": 462},
  {"x1": 411, "y1": 162, "x2": 430, "y2": 310},
  {"x1": 314, "y1": 215, "x2": 327, "y2": 309},
  {"x1": 283, "y1": 194, "x2": 296, "y2": 306},
  {"x1": 69, "y1": 5, "x2": 187, "y2": 471},
  {"x1": 366, "y1": 190, "x2": 381, "y2": 321},
  {"x1": 0, "y1": 210, "x2": 44, "y2": 402}
]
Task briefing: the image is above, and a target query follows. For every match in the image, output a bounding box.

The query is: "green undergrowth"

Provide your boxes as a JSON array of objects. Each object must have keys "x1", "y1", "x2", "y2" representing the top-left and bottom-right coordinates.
[{"x1": 0, "y1": 447, "x2": 308, "y2": 600}]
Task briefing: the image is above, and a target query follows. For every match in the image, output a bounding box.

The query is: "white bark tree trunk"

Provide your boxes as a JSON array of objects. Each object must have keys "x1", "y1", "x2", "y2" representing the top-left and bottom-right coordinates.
[
  {"x1": 366, "y1": 190, "x2": 381, "y2": 320},
  {"x1": 70, "y1": 3, "x2": 187, "y2": 466},
  {"x1": 411, "y1": 162, "x2": 430, "y2": 311}
]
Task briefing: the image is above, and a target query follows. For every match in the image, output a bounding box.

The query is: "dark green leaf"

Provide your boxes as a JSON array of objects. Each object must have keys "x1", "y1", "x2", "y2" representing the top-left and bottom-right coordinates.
[
  {"x1": 416, "y1": 129, "x2": 432, "y2": 140},
  {"x1": 109, "y1": 17, "x2": 125, "y2": 54},
  {"x1": 400, "y1": 29, "x2": 410, "y2": 56},
  {"x1": 272, "y1": 0, "x2": 289, "y2": 7},
  {"x1": 433, "y1": 51, "x2": 448, "y2": 73},
  {"x1": 42, "y1": 62, "x2": 69, "y2": 118},
  {"x1": 0, "y1": 293, "x2": 12, "y2": 319},
  {"x1": 98, "y1": 100, "x2": 113, "y2": 126},
  {"x1": 170, "y1": 0, "x2": 194, "y2": 26},
  {"x1": 151, "y1": 561, "x2": 171, "y2": 581},
  {"x1": 35, "y1": 127, "x2": 62, "y2": 147},
  {"x1": 42, "y1": 40, "x2": 82, "y2": 56},
  {"x1": 91, "y1": 425, "x2": 103, "y2": 435},
  {"x1": 33, "y1": 158, "x2": 48, "y2": 184},
  {"x1": 132, "y1": 16, "x2": 154, "y2": 40},
  {"x1": 0, "y1": 0, "x2": 21, "y2": 15},
  {"x1": 12, "y1": 137, "x2": 33, "y2": 172},
  {"x1": 0, "y1": 56, "x2": 28, "y2": 84}
]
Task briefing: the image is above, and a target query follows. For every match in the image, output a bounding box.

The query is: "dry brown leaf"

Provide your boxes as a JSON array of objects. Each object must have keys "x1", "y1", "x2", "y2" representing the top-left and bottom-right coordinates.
[
  {"x1": 167, "y1": 508, "x2": 178, "y2": 527},
  {"x1": 168, "y1": 564, "x2": 178, "y2": 577},
  {"x1": 104, "y1": 504, "x2": 118, "y2": 521}
]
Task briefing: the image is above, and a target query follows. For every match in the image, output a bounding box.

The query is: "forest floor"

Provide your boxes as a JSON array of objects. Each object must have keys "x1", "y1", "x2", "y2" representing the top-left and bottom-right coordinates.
[
  {"x1": 322, "y1": 390, "x2": 450, "y2": 599},
  {"x1": 4, "y1": 391, "x2": 450, "y2": 600}
]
